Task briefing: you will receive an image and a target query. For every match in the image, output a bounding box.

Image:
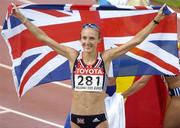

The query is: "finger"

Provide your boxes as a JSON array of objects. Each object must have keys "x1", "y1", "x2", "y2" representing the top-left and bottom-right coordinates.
[
  {"x1": 162, "y1": 3, "x2": 166, "y2": 8},
  {"x1": 11, "y1": 2, "x2": 15, "y2": 6},
  {"x1": 12, "y1": 3, "x2": 18, "y2": 10}
]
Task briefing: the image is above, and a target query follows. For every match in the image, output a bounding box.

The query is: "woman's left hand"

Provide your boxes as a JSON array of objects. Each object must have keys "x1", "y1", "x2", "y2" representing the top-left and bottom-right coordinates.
[{"x1": 154, "y1": 4, "x2": 169, "y2": 23}]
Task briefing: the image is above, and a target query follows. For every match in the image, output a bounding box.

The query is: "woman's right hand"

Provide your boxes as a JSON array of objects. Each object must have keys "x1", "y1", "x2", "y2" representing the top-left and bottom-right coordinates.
[{"x1": 11, "y1": 3, "x2": 25, "y2": 21}]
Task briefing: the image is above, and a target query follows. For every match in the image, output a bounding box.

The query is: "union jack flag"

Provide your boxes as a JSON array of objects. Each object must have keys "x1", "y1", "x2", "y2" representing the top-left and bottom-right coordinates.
[{"x1": 1, "y1": 4, "x2": 179, "y2": 97}]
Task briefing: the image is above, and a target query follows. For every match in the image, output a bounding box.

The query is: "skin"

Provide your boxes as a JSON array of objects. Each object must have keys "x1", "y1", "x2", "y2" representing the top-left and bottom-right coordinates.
[
  {"x1": 11, "y1": 4, "x2": 166, "y2": 128},
  {"x1": 122, "y1": 75, "x2": 152, "y2": 98},
  {"x1": 122, "y1": 75, "x2": 180, "y2": 128},
  {"x1": 163, "y1": 76, "x2": 180, "y2": 128}
]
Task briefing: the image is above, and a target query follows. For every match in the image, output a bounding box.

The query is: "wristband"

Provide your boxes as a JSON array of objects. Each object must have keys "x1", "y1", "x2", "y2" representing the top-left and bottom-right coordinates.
[{"x1": 153, "y1": 19, "x2": 159, "y2": 24}]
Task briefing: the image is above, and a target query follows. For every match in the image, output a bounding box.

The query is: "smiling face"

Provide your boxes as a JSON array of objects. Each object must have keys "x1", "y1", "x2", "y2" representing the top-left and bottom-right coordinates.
[{"x1": 80, "y1": 28, "x2": 101, "y2": 53}]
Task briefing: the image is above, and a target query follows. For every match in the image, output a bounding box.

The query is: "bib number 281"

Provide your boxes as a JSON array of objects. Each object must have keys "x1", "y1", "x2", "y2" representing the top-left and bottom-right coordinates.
[{"x1": 77, "y1": 75, "x2": 100, "y2": 86}]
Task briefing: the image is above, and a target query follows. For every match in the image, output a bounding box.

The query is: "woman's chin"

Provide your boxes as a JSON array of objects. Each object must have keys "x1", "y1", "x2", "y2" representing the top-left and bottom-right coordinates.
[{"x1": 84, "y1": 48, "x2": 92, "y2": 53}]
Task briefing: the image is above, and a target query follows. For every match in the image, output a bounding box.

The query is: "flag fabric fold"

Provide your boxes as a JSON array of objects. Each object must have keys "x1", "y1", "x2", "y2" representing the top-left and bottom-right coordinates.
[
  {"x1": 105, "y1": 93, "x2": 125, "y2": 128},
  {"x1": 1, "y1": 4, "x2": 179, "y2": 97}
]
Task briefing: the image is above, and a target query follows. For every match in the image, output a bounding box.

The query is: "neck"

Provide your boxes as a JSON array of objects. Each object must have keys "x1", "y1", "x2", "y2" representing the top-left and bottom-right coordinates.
[{"x1": 83, "y1": 51, "x2": 97, "y2": 65}]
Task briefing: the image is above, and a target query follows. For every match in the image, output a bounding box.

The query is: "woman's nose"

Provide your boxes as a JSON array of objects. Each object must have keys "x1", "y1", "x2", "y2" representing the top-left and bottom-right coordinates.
[{"x1": 85, "y1": 39, "x2": 90, "y2": 44}]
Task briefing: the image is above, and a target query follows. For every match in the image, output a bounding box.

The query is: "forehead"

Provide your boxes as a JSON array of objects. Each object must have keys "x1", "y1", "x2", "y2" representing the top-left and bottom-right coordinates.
[{"x1": 81, "y1": 28, "x2": 99, "y2": 37}]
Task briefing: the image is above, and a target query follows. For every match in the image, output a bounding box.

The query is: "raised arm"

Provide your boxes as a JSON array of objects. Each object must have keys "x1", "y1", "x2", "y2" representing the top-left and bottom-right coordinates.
[
  {"x1": 11, "y1": 4, "x2": 78, "y2": 65},
  {"x1": 122, "y1": 75, "x2": 152, "y2": 98},
  {"x1": 103, "y1": 5, "x2": 166, "y2": 63}
]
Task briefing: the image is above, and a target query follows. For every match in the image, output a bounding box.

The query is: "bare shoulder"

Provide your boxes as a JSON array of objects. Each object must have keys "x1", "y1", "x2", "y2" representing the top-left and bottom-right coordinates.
[
  {"x1": 68, "y1": 49, "x2": 79, "y2": 70},
  {"x1": 68, "y1": 48, "x2": 79, "y2": 62},
  {"x1": 101, "y1": 49, "x2": 112, "y2": 63}
]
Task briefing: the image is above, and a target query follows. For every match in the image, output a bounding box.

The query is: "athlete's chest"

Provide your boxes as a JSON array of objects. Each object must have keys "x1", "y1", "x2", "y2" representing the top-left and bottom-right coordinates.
[{"x1": 73, "y1": 58, "x2": 106, "y2": 92}]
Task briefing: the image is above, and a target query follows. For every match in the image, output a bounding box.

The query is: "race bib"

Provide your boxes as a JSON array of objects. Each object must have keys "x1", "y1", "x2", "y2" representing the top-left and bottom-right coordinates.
[{"x1": 74, "y1": 68, "x2": 104, "y2": 91}]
